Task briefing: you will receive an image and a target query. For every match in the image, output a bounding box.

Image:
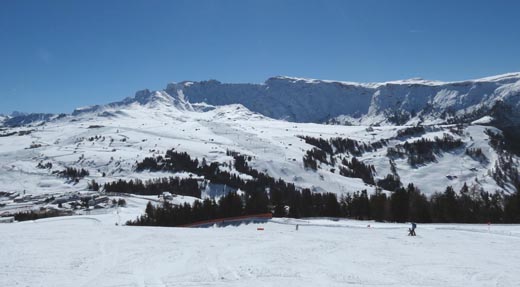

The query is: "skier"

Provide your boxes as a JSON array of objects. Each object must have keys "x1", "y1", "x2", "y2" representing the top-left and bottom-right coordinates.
[{"x1": 408, "y1": 222, "x2": 417, "y2": 236}]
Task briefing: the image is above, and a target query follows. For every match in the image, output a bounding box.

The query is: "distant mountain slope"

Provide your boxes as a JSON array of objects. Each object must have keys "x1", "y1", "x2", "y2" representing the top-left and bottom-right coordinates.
[
  {"x1": 159, "y1": 73, "x2": 520, "y2": 125},
  {"x1": 6, "y1": 73, "x2": 520, "y2": 129}
]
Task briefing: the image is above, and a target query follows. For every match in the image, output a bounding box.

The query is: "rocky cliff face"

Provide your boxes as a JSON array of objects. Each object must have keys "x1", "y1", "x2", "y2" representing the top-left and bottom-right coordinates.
[
  {"x1": 7, "y1": 73, "x2": 520, "y2": 128},
  {"x1": 161, "y1": 73, "x2": 520, "y2": 125}
]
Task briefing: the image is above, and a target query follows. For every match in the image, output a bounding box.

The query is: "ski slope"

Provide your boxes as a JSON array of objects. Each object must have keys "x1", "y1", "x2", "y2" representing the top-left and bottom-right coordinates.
[{"x1": 1, "y1": 208, "x2": 519, "y2": 287}]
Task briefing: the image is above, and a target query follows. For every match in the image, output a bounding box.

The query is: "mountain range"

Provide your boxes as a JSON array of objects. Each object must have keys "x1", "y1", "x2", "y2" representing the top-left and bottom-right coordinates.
[
  {"x1": 3, "y1": 72, "x2": 520, "y2": 128},
  {"x1": 0, "y1": 73, "x2": 519, "y2": 206}
]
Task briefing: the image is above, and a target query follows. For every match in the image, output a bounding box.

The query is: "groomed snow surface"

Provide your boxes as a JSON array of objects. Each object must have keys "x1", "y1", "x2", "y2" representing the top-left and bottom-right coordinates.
[{"x1": 1, "y1": 201, "x2": 519, "y2": 287}]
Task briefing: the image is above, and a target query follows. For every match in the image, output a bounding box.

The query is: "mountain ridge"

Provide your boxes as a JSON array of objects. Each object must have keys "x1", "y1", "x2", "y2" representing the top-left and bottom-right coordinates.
[
  {"x1": 98, "y1": 72, "x2": 520, "y2": 125},
  {"x1": 3, "y1": 72, "x2": 520, "y2": 128}
]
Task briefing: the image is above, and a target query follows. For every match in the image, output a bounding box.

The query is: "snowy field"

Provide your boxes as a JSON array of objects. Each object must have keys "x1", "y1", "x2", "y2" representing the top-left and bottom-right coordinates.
[{"x1": 1, "y1": 204, "x2": 520, "y2": 287}]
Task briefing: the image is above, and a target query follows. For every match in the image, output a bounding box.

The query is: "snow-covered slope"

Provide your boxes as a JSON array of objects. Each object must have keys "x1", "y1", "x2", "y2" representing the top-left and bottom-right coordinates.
[
  {"x1": 7, "y1": 73, "x2": 520, "y2": 127},
  {"x1": 2, "y1": 213, "x2": 520, "y2": 287},
  {"x1": 0, "y1": 96, "x2": 515, "y2": 204},
  {"x1": 71, "y1": 89, "x2": 200, "y2": 116},
  {"x1": 2, "y1": 112, "x2": 64, "y2": 127},
  {"x1": 155, "y1": 73, "x2": 520, "y2": 125}
]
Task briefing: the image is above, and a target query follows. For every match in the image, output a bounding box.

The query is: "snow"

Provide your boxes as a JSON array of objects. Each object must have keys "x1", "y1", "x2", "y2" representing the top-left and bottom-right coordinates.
[
  {"x1": 8, "y1": 72, "x2": 520, "y2": 127},
  {"x1": 1, "y1": 211, "x2": 520, "y2": 286},
  {"x1": 473, "y1": 72, "x2": 520, "y2": 83},
  {"x1": 472, "y1": 116, "x2": 494, "y2": 125},
  {"x1": 0, "y1": 98, "x2": 514, "y2": 202},
  {"x1": 157, "y1": 72, "x2": 520, "y2": 124},
  {"x1": 274, "y1": 75, "x2": 446, "y2": 87},
  {"x1": 1, "y1": 73, "x2": 519, "y2": 227}
]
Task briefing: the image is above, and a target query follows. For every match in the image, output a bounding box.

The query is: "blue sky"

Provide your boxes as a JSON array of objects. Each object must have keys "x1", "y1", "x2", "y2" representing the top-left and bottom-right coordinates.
[{"x1": 1, "y1": 0, "x2": 519, "y2": 113}]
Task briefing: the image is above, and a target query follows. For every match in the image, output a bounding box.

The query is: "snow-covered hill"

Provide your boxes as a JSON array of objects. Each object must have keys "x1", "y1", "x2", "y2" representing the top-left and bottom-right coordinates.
[{"x1": 0, "y1": 96, "x2": 516, "y2": 201}]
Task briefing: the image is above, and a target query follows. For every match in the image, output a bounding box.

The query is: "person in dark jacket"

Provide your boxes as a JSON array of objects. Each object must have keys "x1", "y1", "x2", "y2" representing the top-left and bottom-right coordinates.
[{"x1": 408, "y1": 222, "x2": 417, "y2": 236}]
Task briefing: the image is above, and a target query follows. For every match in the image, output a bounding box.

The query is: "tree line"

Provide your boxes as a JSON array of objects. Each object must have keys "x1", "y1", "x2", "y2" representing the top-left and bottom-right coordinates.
[
  {"x1": 387, "y1": 133, "x2": 463, "y2": 166},
  {"x1": 127, "y1": 180, "x2": 520, "y2": 227},
  {"x1": 484, "y1": 129, "x2": 520, "y2": 191},
  {"x1": 104, "y1": 177, "x2": 201, "y2": 198},
  {"x1": 124, "y1": 147, "x2": 520, "y2": 227},
  {"x1": 340, "y1": 157, "x2": 376, "y2": 185},
  {"x1": 396, "y1": 126, "x2": 425, "y2": 138},
  {"x1": 343, "y1": 183, "x2": 519, "y2": 223},
  {"x1": 126, "y1": 188, "x2": 344, "y2": 227},
  {"x1": 299, "y1": 135, "x2": 387, "y2": 157},
  {"x1": 55, "y1": 167, "x2": 89, "y2": 182}
]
